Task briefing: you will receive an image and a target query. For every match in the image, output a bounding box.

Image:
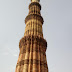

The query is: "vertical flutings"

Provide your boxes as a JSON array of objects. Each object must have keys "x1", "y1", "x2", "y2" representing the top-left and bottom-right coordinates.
[{"x1": 15, "y1": 0, "x2": 48, "y2": 72}]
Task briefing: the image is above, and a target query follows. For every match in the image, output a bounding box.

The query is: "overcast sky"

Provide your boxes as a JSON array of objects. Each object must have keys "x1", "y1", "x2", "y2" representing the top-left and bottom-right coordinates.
[{"x1": 0, "y1": 0, "x2": 72, "y2": 72}]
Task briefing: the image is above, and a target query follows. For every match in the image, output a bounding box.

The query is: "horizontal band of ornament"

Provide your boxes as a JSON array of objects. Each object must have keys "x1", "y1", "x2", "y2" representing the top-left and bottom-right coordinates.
[
  {"x1": 29, "y1": 2, "x2": 41, "y2": 10},
  {"x1": 24, "y1": 29, "x2": 43, "y2": 36},
  {"x1": 16, "y1": 59, "x2": 48, "y2": 68},
  {"x1": 19, "y1": 35, "x2": 47, "y2": 48},
  {"x1": 25, "y1": 14, "x2": 44, "y2": 24},
  {"x1": 20, "y1": 47, "x2": 46, "y2": 55},
  {"x1": 20, "y1": 50, "x2": 46, "y2": 57}
]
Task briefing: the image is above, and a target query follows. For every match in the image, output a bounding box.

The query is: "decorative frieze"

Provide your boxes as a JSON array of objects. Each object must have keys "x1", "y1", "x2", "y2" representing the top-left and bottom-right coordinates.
[
  {"x1": 25, "y1": 14, "x2": 44, "y2": 24},
  {"x1": 16, "y1": 59, "x2": 48, "y2": 68},
  {"x1": 19, "y1": 47, "x2": 46, "y2": 57}
]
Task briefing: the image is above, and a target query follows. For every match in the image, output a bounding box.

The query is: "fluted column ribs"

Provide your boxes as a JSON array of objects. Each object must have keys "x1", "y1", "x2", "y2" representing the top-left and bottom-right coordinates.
[
  {"x1": 33, "y1": 41, "x2": 37, "y2": 72},
  {"x1": 24, "y1": 19, "x2": 43, "y2": 37},
  {"x1": 15, "y1": 35, "x2": 48, "y2": 71},
  {"x1": 15, "y1": 1, "x2": 48, "y2": 72},
  {"x1": 38, "y1": 42, "x2": 41, "y2": 72}
]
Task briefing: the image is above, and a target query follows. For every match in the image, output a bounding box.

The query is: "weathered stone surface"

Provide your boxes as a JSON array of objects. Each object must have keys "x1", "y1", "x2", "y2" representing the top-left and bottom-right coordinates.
[{"x1": 15, "y1": 0, "x2": 48, "y2": 72}]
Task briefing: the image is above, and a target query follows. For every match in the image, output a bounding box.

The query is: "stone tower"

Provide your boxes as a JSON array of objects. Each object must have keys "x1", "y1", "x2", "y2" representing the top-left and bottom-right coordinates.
[{"x1": 15, "y1": 0, "x2": 48, "y2": 72}]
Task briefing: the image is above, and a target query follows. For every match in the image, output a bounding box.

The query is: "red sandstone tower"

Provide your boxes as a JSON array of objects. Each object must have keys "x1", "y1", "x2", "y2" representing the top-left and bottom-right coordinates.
[{"x1": 15, "y1": 0, "x2": 48, "y2": 72}]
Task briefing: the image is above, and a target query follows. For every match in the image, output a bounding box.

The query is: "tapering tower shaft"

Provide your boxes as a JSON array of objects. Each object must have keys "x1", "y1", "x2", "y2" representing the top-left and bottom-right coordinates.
[
  {"x1": 24, "y1": 1, "x2": 43, "y2": 37},
  {"x1": 15, "y1": 0, "x2": 48, "y2": 72}
]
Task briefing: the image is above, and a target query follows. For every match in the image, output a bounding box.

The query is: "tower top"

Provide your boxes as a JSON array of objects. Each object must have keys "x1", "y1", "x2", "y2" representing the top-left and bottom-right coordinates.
[{"x1": 31, "y1": 0, "x2": 40, "y2": 2}]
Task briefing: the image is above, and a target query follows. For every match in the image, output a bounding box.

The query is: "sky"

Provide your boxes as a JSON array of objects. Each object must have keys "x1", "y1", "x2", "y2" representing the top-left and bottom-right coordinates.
[{"x1": 0, "y1": 0, "x2": 72, "y2": 72}]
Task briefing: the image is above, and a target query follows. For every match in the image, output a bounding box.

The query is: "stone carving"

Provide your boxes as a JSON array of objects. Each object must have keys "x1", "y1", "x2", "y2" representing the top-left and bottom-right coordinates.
[
  {"x1": 15, "y1": 0, "x2": 48, "y2": 72},
  {"x1": 25, "y1": 14, "x2": 44, "y2": 24},
  {"x1": 19, "y1": 35, "x2": 47, "y2": 49},
  {"x1": 29, "y1": 2, "x2": 41, "y2": 10}
]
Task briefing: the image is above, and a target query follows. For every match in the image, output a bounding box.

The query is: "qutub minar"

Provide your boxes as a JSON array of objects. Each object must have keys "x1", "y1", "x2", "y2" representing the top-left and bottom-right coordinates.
[{"x1": 15, "y1": 0, "x2": 48, "y2": 72}]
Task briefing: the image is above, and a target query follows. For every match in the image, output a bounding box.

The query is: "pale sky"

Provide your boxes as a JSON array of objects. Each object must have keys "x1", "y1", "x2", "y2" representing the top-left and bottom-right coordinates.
[{"x1": 0, "y1": 0, "x2": 72, "y2": 72}]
